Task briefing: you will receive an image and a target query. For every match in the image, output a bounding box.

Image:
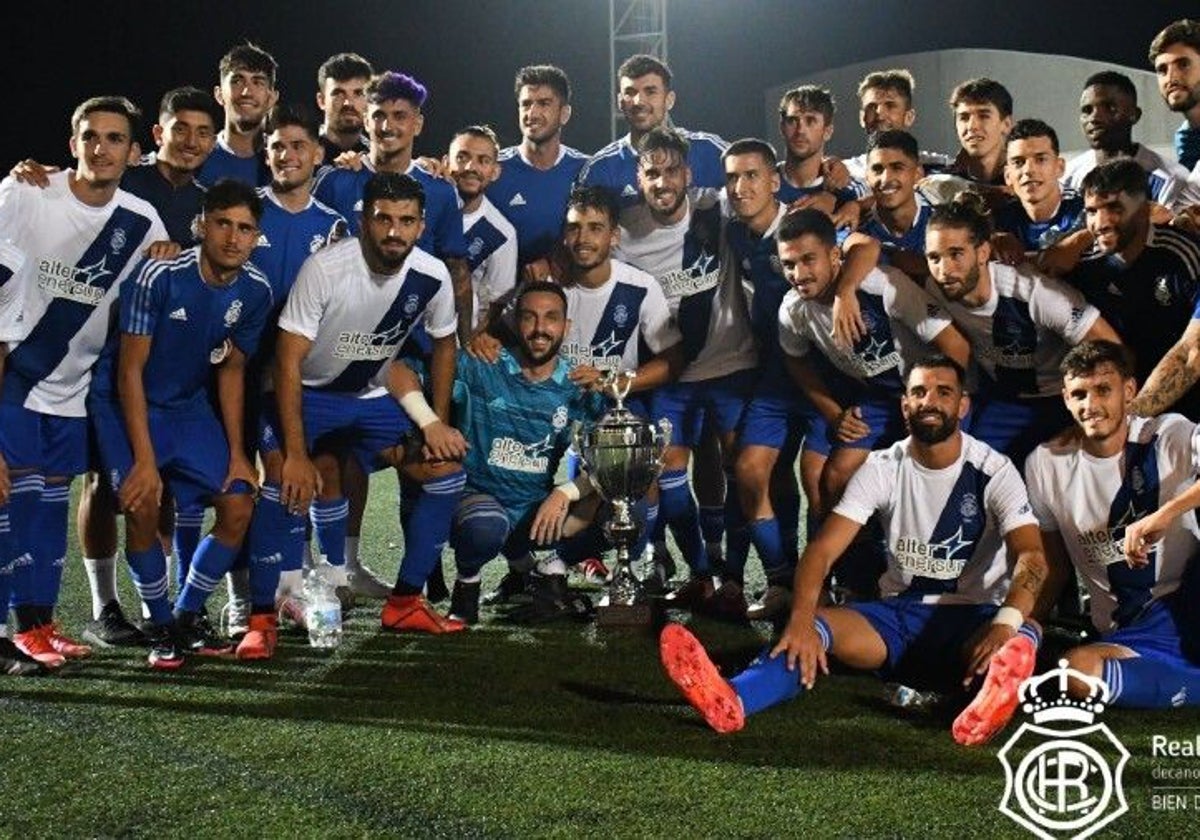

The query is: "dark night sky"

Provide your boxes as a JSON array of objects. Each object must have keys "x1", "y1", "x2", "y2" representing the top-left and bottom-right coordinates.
[{"x1": 4, "y1": 0, "x2": 1197, "y2": 169}]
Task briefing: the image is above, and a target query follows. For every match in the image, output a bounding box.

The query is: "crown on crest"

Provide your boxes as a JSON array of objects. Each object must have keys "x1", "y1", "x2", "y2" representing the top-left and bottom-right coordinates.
[{"x1": 1018, "y1": 658, "x2": 1110, "y2": 724}]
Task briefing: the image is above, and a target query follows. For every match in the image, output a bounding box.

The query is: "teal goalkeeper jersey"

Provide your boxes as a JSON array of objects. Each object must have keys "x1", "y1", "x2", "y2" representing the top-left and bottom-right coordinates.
[{"x1": 454, "y1": 348, "x2": 605, "y2": 519}]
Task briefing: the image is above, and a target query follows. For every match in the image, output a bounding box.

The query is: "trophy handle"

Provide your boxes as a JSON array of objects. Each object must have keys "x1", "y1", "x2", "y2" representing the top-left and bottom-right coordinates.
[{"x1": 603, "y1": 370, "x2": 635, "y2": 411}]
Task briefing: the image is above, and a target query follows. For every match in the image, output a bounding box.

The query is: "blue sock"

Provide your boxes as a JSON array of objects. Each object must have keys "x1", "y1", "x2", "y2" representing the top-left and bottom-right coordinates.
[
  {"x1": 175, "y1": 536, "x2": 239, "y2": 614},
  {"x1": 776, "y1": 495, "x2": 801, "y2": 567},
  {"x1": 659, "y1": 469, "x2": 708, "y2": 574},
  {"x1": 247, "y1": 485, "x2": 306, "y2": 610},
  {"x1": 397, "y1": 470, "x2": 465, "y2": 589},
  {"x1": 173, "y1": 506, "x2": 205, "y2": 588},
  {"x1": 1103, "y1": 656, "x2": 1200, "y2": 708},
  {"x1": 450, "y1": 496, "x2": 510, "y2": 578},
  {"x1": 1017, "y1": 622, "x2": 1041, "y2": 648},
  {"x1": 310, "y1": 497, "x2": 349, "y2": 568},
  {"x1": 6, "y1": 474, "x2": 44, "y2": 611},
  {"x1": 31, "y1": 482, "x2": 71, "y2": 614},
  {"x1": 723, "y1": 468, "x2": 750, "y2": 582},
  {"x1": 749, "y1": 518, "x2": 789, "y2": 583},
  {"x1": 126, "y1": 544, "x2": 173, "y2": 624},
  {"x1": 729, "y1": 617, "x2": 832, "y2": 715}
]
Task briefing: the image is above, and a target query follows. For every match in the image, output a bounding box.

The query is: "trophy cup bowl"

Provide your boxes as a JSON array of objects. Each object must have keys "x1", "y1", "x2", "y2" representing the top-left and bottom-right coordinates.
[{"x1": 571, "y1": 373, "x2": 671, "y2": 629}]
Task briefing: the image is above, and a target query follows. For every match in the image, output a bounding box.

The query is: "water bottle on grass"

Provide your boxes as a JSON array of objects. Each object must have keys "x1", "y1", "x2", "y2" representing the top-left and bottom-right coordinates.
[{"x1": 304, "y1": 565, "x2": 342, "y2": 649}]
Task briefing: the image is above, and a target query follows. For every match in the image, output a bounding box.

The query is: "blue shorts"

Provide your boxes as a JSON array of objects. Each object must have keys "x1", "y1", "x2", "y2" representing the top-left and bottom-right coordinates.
[
  {"x1": 0, "y1": 401, "x2": 87, "y2": 476},
  {"x1": 967, "y1": 395, "x2": 1070, "y2": 468},
  {"x1": 92, "y1": 401, "x2": 234, "y2": 510},
  {"x1": 846, "y1": 598, "x2": 998, "y2": 675},
  {"x1": 802, "y1": 391, "x2": 905, "y2": 457},
  {"x1": 651, "y1": 369, "x2": 753, "y2": 448},
  {"x1": 738, "y1": 366, "x2": 815, "y2": 449},
  {"x1": 298, "y1": 389, "x2": 413, "y2": 473},
  {"x1": 1104, "y1": 596, "x2": 1200, "y2": 666}
]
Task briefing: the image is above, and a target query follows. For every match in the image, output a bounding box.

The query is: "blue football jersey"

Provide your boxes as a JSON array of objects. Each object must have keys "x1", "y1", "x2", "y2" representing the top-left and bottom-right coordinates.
[
  {"x1": 725, "y1": 204, "x2": 790, "y2": 368},
  {"x1": 312, "y1": 160, "x2": 468, "y2": 259},
  {"x1": 454, "y1": 349, "x2": 603, "y2": 516},
  {"x1": 487, "y1": 145, "x2": 588, "y2": 266},
  {"x1": 580, "y1": 129, "x2": 727, "y2": 207},
  {"x1": 992, "y1": 190, "x2": 1086, "y2": 252},
  {"x1": 93, "y1": 247, "x2": 273, "y2": 411},
  {"x1": 195, "y1": 135, "x2": 270, "y2": 188},
  {"x1": 252, "y1": 189, "x2": 348, "y2": 307},
  {"x1": 860, "y1": 202, "x2": 933, "y2": 258}
]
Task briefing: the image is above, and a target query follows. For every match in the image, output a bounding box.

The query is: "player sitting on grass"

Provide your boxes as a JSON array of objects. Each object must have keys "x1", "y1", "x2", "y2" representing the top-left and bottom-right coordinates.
[{"x1": 660, "y1": 356, "x2": 1049, "y2": 744}]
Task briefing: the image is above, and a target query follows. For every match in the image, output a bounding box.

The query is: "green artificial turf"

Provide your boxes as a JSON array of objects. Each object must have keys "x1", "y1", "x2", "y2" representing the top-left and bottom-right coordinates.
[{"x1": 2, "y1": 476, "x2": 1198, "y2": 839}]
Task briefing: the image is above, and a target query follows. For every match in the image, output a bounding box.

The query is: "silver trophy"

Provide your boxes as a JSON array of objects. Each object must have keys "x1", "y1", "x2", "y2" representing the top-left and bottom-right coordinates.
[{"x1": 572, "y1": 372, "x2": 671, "y2": 627}]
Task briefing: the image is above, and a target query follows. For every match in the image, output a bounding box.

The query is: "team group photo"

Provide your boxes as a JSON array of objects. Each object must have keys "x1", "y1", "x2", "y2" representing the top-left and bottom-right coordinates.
[{"x1": 3, "y1": 1, "x2": 1200, "y2": 836}]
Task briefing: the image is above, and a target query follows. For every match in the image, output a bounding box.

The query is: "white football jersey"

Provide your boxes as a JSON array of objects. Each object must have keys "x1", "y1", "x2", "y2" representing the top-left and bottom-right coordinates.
[
  {"x1": 615, "y1": 194, "x2": 755, "y2": 383},
  {"x1": 779, "y1": 265, "x2": 951, "y2": 390},
  {"x1": 1063, "y1": 145, "x2": 1200, "y2": 214},
  {"x1": 277, "y1": 237, "x2": 456, "y2": 398},
  {"x1": 1024, "y1": 414, "x2": 1200, "y2": 632},
  {"x1": 462, "y1": 196, "x2": 518, "y2": 329},
  {"x1": 560, "y1": 259, "x2": 681, "y2": 373},
  {"x1": 834, "y1": 432, "x2": 1037, "y2": 605},
  {"x1": 0, "y1": 171, "x2": 167, "y2": 416},
  {"x1": 926, "y1": 261, "x2": 1098, "y2": 398}
]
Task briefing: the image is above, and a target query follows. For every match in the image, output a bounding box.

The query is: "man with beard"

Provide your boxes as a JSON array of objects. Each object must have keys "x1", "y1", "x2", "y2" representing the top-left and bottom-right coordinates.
[
  {"x1": 991, "y1": 120, "x2": 1086, "y2": 262},
  {"x1": 614, "y1": 127, "x2": 756, "y2": 612},
  {"x1": 251, "y1": 173, "x2": 467, "y2": 659},
  {"x1": 659, "y1": 357, "x2": 1049, "y2": 746},
  {"x1": 439, "y1": 282, "x2": 605, "y2": 624},
  {"x1": 1025, "y1": 340, "x2": 1200, "y2": 709},
  {"x1": 775, "y1": 86, "x2": 865, "y2": 214},
  {"x1": 1064, "y1": 71, "x2": 1200, "y2": 215},
  {"x1": 923, "y1": 195, "x2": 1120, "y2": 466},
  {"x1": 445, "y1": 126, "x2": 517, "y2": 329},
  {"x1": 580, "y1": 54, "x2": 726, "y2": 207},
  {"x1": 1068, "y1": 159, "x2": 1200, "y2": 420},
  {"x1": 488, "y1": 65, "x2": 589, "y2": 280},
  {"x1": 1152, "y1": 20, "x2": 1200, "y2": 175},
  {"x1": 197, "y1": 43, "x2": 277, "y2": 188},
  {"x1": 315, "y1": 53, "x2": 373, "y2": 162}
]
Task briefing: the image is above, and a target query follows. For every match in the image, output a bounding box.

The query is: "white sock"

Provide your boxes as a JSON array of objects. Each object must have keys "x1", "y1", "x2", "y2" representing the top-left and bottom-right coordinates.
[
  {"x1": 277, "y1": 569, "x2": 304, "y2": 598},
  {"x1": 83, "y1": 555, "x2": 120, "y2": 620},
  {"x1": 457, "y1": 573, "x2": 481, "y2": 585},
  {"x1": 323, "y1": 562, "x2": 349, "y2": 587},
  {"x1": 302, "y1": 540, "x2": 315, "y2": 571},
  {"x1": 345, "y1": 536, "x2": 361, "y2": 572},
  {"x1": 535, "y1": 554, "x2": 567, "y2": 577},
  {"x1": 0, "y1": 624, "x2": 8, "y2": 638},
  {"x1": 226, "y1": 566, "x2": 250, "y2": 602}
]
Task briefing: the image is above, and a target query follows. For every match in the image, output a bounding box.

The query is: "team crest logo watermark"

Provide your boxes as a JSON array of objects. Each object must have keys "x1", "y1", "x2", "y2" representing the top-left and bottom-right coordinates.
[
  {"x1": 403, "y1": 294, "x2": 420, "y2": 316},
  {"x1": 612, "y1": 304, "x2": 629, "y2": 328},
  {"x1": 997, "y1": 659, "x2": 1129, "y2": 839},
  {"x1": 551, "y1": 405, "x2": 568, "y2": 430},
  {"x1": 1154, "y1": 276, "x2": 1173, "y2": 307},
  {"x1": 959, "y1": 492, "x2": 979, "y2": 521},
  {"x1": 110, "y1": 227, "x2": 127, "y2": 254}
]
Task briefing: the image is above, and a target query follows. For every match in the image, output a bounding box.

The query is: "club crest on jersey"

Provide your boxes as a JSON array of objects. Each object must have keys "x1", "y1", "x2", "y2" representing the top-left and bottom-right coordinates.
[
  {"x1": 468, "y1": 236, "x2": 485, "y2": 260},
  {"x1": 309, "y1": 234, "x2": 326, "y2": 254},
  {"x1": 960, "y1": 492, "x2": 979, "y2": 521},
  {"x1": 1154, "y1": 276, "x2": 1173, "y2": 306},
  {"x1": 612, "y1": 304, "x2": 629, "y2": 328},
  {"x1": 551, "y1": 405, "x2": 568, "y2": 430},
  {"x1": 403, "y1": 294, "x2": 421, "y2": 316},
  {"x1": 110, "y1": 228, "x2": 127, "y2": 254},
  {"x1": 223, "y1": 299, "x2": 243, "y2": 327},
  {"x1": 1130, "y1": 466, "x2": 1144, "y2": 494},
  {"x1": 769, "y1": 254, "x2": 783, "y2": 275}
]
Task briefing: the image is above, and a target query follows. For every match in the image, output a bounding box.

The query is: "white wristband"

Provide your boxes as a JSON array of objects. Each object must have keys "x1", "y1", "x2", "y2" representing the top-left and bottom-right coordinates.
[
  {"x1": 555, "y1": 481, "x2": 581, "y2": 503},
  {"x1": 398, "y1": 391, "x2": 440, "y2": 429},
  {"x1": 992, "y1": 605, "x2": 1024, "y2": 630}
]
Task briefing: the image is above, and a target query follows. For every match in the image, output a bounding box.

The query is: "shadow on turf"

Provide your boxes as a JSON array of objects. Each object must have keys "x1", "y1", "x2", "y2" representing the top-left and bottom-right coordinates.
[{"x1": 0, "y1": 614, "x2": 1025, "y2": 777}]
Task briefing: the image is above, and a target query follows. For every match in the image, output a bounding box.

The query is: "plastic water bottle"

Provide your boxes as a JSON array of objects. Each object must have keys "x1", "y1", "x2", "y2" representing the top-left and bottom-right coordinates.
[
  {"x1": 884, "y1": 683, "x2": 941, "y2": 710},
  {"x1": 304, "y1": 566, "x2": 342, "y2": 649}
]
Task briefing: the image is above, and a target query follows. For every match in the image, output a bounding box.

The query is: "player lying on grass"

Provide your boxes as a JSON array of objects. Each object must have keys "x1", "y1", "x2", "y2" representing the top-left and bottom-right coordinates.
[{"x1": 660, "y1": 356, "x2": 1050, "y2": 743}]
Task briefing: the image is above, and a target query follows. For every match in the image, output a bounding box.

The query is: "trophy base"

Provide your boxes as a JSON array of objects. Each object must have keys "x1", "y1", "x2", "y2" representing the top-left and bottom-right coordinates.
[{"x1": 595, "y1": 597, "x2": 665, "y2": 631}]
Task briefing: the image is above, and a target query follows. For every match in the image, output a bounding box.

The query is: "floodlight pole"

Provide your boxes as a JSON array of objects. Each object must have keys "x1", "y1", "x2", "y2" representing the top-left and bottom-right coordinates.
[{"x1": 609, "y1": 0, "x2": 668, "y2": 142}]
